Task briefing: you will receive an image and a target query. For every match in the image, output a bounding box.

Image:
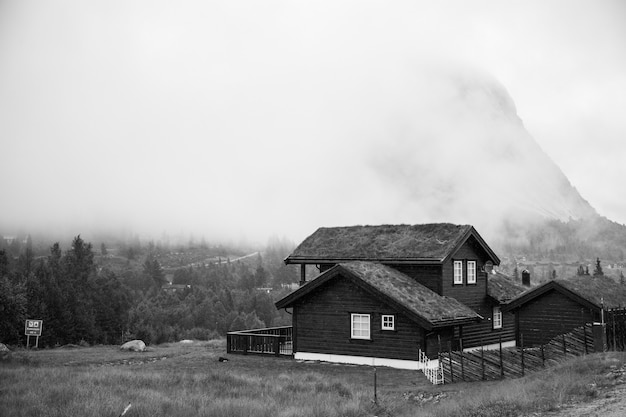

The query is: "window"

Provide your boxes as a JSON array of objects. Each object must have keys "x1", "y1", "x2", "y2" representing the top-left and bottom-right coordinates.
[
  {"x1": 453, "y1": 260, "x2": 463, "y2": 284},
  {"x1": 381, "y1": 315, "x2": 395, "y2": 330},
  {"x1": 351, "y1": 314, "x2": 370, "y2": 339},
  {"x1": 493, "y1": 306, "x2": 502, "y2": 329},
  {"x1": 467, "y1": 261, "x2": 477, "y2": 284}
]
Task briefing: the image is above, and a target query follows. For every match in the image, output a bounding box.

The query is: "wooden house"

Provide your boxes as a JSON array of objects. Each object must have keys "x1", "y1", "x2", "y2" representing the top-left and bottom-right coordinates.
[
  {"x1": 502, "y1": 275, "x2": 626, "y2": 347},
  {"x1": 275, "y1": 223, "x2": 525, "y2": 369}
]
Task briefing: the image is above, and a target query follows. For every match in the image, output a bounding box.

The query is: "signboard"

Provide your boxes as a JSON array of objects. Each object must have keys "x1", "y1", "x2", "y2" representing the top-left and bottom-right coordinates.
[{"x1": 25, "y1": 319, "x2": 43, "y2": 336}]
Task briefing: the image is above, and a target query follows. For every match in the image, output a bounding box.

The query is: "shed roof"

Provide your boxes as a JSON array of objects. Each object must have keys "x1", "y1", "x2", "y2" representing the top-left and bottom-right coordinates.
[
  {"x1": 285, "y1": 223, "x2": 499, "y2": 265},
  {"x1": 487, "y1": 271, "x2": 527, "y2": 303},
  {"x1": 503, "y1": 275, "x2": 626, "y2": 312},
  {"x1": 275, "y1": 261, "x2": 481, "y2": 329}
]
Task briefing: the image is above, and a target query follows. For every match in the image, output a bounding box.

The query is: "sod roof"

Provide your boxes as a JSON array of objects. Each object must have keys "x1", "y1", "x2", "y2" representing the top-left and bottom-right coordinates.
[
  {"x1": 556, "y1": 275, "x2": 626, "y2": 309},
  {"x1": 504, "y1": 274, "x2": 626, "y2": 311},
  {"x1": 285, "y1": 223, "x2": 499, "y2": 264},
  {"x1": 487, "y1": 271, "x2": 527, "y2": 303},
  {"x1": 275, "y1": 261, "x2": 481, "y2": 329}
]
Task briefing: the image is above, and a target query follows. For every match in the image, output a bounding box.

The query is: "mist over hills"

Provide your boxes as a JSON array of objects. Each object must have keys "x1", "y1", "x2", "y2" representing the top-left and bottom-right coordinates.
[
  {"x1": 0, "y1": 65, "x2": 621, "y2": 264},
  {"x1": 399, "y1": 69, "x2": 620, "y2": 263}
]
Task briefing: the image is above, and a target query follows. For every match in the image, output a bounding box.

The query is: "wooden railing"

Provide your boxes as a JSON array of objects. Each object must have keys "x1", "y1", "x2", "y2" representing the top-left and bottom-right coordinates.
[
  {"x1": 418, "y1": 349, "x2": 444, "y2": 385},
  {"x1": 226, "y1": 326, "x2": 293, "y2": 356}
]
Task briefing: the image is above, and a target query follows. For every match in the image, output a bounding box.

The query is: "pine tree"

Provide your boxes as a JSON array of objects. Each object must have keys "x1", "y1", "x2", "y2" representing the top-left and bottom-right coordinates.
[{"x1": 593, "y1": 258, "x2": 604, "y2": 276}]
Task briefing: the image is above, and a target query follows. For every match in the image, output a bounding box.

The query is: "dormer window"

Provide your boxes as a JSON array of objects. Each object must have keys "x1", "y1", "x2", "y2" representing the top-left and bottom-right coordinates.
[
  {"x1": 467, "y1": 261, "x2": 477, "y2": 284},
  {"x1": 453, "y1": 260, "x2": 463, "y2": 285}
]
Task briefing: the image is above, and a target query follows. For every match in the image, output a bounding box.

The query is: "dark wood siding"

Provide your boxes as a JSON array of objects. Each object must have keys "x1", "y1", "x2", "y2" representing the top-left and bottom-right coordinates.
[
  {"x1": 515, "y1": 289, "x2": 595, "y2": 347},
  {"x1": 442, "y1": 239, "x2": 488, "y2": 309},
  {"x1": 293, "y1": 275, "x2": 436, "y2": 360},
  {"x1": 442, "y1": 239, "x2": 517, "y2": 349},
  {"x1": 458, "y1": 309, "x2": 516, "y2": 348},
  {"x1": 391, "y1": 264, "x2": 442, "y2": 295}
]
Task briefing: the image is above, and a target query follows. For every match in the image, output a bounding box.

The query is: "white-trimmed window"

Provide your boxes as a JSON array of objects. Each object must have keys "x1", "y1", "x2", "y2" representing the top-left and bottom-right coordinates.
[
  {"x1": 381, "y1": 315, "x2": 395, "y2": 330},
  {"x1": 493, "y1": 306, "x2": 503, "y2": 329},
  {"x1": 467, "y1": 261, "x2": 477, "y2": 284},
  {"x1": 453, "y1": 260, "x2": 463, "y2": 284},
  {"x1": 351, "y1": 314, "x2": 371, "y2": 339}
]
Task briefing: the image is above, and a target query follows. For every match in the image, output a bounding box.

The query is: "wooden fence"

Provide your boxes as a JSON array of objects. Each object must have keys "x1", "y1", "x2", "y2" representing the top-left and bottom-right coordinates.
[
  {"x1": 439, "y1": 324, "x2": 595, "y2": 383},
  {"x1": 226, "y1": 326, "x2": 293, "y2": 356},
  {"x1": 606, "y1": 308, "x2": 626, "y2": 351}
]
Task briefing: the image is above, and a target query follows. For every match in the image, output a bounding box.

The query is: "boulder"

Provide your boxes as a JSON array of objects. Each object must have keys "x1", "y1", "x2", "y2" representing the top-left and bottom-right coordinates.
[
  {"x1": 0, "y1": 343, "x2": 10, "y2": 361},
  {"x1": 120, "y1": 340, "x2": 146, "y2": 352}
]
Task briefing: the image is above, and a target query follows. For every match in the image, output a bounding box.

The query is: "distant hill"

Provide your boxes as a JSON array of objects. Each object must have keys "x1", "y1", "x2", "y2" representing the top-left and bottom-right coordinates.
[{"x1": 367, "y1": 67, "x2": 622, "y2": 264}]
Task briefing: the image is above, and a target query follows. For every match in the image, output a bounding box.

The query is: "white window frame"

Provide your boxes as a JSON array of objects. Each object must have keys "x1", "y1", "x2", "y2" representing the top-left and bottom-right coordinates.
[
  {"x1": 467, "y1": 261, "x2": 477, "y2": 284},
  {"x1": 453, "y1": 260, "x2": 463, "y2": 285},
  {"x1": 381, "y1": 315, "x2": 395, "y2": 331},
  {"x1": 351, "y1": 314, "x2": 371, "y2": 340},
  {"x1": 493, "y1": 306, "x2": 503, "y2": 329}
]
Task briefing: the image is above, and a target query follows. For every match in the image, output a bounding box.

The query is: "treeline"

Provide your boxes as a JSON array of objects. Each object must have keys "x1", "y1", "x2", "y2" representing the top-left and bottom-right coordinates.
[
  {"x1": 495, "y1": 216, "x2": 626, "y2": 263},
  {"x1": 0, "y1": 235, "x2": 298, "y2": 347}
]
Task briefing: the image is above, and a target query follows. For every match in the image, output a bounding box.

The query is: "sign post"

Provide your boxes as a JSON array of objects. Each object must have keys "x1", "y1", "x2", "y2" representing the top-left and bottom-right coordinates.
[{"x1": 25, "y1": 319, "x2": 43, "y2": 348}]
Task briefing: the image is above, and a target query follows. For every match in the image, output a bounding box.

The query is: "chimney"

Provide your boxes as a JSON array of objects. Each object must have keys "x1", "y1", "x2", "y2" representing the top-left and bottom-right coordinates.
[{"x1": 522, "y1": 269, "x2": 531, "y2": 287}]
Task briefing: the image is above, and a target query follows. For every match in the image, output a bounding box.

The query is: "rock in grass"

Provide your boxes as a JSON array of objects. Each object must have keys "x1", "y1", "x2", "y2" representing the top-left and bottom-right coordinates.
[
  {"x1": 120, "y1": 340, "x2": 146, "y2": 352},
  {"x1": 0, "y1": 343, "x2": 10, "y2": 361}
]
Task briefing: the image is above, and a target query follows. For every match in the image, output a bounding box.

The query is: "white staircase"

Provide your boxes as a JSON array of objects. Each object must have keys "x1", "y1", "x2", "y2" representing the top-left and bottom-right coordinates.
[{"x1": 418, "y1": 349, "x2": 444, "y2": 385}]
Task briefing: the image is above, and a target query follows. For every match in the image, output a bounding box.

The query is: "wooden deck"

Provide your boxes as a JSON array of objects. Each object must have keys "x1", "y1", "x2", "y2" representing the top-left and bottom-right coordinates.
[{"x1": 226, "y1": 326, "x2": 293, "y2": 356}]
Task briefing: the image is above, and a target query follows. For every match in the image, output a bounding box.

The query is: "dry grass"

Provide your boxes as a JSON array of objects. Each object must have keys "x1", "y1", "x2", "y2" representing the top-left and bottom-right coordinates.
[{"x1": 2, "y1": 341, "x2": 626, "y2": 417}]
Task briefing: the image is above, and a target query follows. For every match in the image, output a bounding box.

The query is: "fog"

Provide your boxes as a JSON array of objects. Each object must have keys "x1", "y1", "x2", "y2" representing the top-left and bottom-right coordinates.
[{"x1": 1, "y1": 1, "x2": 625, "y2": 244}]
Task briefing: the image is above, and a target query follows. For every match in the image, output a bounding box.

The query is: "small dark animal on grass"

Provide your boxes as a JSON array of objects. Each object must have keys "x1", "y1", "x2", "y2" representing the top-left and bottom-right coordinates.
[{"x1": 218, "y1": 357, "x2": 229, "y2": 362}]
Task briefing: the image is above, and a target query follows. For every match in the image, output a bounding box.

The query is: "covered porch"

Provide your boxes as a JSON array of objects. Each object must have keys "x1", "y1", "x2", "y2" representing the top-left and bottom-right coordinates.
[{"x1": 226, "y1": 326, "x2": 293, "y2": 356}]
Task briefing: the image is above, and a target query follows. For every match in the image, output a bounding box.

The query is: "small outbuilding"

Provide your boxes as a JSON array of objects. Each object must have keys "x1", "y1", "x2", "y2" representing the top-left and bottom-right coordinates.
[{"x1": 502, "y1": 275, "x2": 626, "y2": 347}]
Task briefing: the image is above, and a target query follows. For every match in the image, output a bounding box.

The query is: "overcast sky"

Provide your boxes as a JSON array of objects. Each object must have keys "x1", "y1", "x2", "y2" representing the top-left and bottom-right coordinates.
[{"x1": 0, "y1": 1, "x2": 624, "y2": 244}]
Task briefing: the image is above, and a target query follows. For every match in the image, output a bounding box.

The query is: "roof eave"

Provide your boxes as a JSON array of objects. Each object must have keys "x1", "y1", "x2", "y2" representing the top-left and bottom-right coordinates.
[
  {"x1": 284, "y1": 257, "x2": 444, "y2": 265},
  {"x1": 431, "y1": 316, "x2": 482, "y2": 328}
]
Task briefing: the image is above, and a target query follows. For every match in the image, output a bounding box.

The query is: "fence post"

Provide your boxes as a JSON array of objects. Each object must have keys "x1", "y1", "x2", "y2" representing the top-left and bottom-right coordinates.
[
  {"x1": 540, "y1": 342, "x2": 545, "y2": 367},
  {"x1": 499, "y1": 336, "x2": 504, "y2": 379},
  {"x1": 243, "y1": 335, "x2": 248, "y2": 355},
  {"x1": 274, "y1": 337, "x2": 280, "y2": 357},
  {"x1": 520, "y1": 335, "x2": 524, "y2": 376},
  {"x1": 613, "y1": 311, "x2": 617, "y2": 351},
  {"x1": 481, "y1": 341, "x2": 485, "y2": 381},
  {"x1": 449, "y1": 342, "x2": 454, "y2": 383},
  {"x1": 460, "y1": 338, "x2": 465, "y2": 381},
  {"x1": 227, "y1": 334, "x2": 232, "y2": 353}
]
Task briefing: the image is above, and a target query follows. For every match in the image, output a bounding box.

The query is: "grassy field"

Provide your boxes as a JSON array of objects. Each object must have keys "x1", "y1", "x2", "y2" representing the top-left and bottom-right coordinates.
[{"x1": 2, "y1": 340, "x2": 626, "y2": 417}]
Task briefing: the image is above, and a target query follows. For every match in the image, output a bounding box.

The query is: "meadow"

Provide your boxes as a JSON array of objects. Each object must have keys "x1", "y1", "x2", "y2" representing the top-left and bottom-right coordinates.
[{"x1": 2, "y1": 340, "x2": 626, "y2": 417}]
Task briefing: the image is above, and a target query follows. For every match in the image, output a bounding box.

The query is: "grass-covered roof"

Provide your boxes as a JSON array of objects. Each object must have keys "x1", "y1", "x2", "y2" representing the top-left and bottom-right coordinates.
[
  {"x1": 556, "y1": 275, "x2": 626, "y2": 309},
  {"x1": 504, "y1": 274, "x2": 626, "y2": 312},
  {"x1": 276, "y1": 261, "x2": 481, "y2": 329},
  {"x1": 487, "y1": 271, "x2": 527, "y2": 303},
  {"x1": 286, "y1": 223, "x2": 488, "y2": 263},
  {"x1": 340, "y1": 262, "x2": 481, "y2": 326}
]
